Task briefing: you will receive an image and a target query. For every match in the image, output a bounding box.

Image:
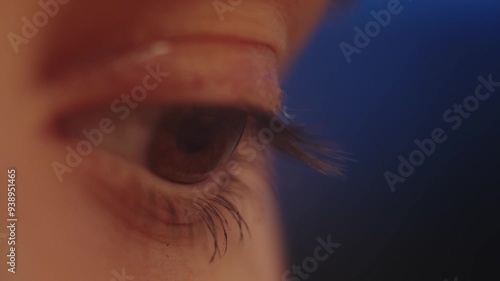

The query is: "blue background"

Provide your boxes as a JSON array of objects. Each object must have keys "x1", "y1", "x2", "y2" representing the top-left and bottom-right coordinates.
[{"x1": 278, "y1": 0, "x2": 500, "y2": 280}]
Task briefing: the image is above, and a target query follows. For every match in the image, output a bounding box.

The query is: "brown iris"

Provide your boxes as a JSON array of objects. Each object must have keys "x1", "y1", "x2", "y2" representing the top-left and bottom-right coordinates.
[{"x1": 147, "y1": 106, "x2": 247, "y2": 183}]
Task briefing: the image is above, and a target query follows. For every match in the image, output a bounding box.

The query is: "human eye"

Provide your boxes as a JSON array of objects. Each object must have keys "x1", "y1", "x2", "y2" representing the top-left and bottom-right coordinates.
[{"x1": 41, "y1": 37, "x2": 341, "y2": 264}]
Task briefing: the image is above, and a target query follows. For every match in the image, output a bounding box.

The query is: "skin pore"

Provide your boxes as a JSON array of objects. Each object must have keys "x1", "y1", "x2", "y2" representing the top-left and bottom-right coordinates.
[{"x1": 0, "y1": 1, "x2": 330, "y2": 280}]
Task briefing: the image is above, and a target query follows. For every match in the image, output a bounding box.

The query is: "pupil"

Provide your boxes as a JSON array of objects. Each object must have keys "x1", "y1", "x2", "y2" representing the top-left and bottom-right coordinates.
[
  {"x1": 176, "y1": 113, "x2": 215, "y2": 154},
  {"x1": 146, "y1": 106, "x2": 247, "y2": 184}
]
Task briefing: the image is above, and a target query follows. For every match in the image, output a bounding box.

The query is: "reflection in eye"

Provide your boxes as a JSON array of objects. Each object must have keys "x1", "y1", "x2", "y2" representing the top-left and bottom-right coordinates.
[{"x1": 147, "y1": 107, "x2": 247, "y2": 184}]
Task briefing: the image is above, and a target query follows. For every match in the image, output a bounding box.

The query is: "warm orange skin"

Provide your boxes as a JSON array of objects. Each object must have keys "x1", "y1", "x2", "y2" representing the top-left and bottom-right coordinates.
[{"x1": 0, "y1": 1, "x2": 329, "y2": 281}]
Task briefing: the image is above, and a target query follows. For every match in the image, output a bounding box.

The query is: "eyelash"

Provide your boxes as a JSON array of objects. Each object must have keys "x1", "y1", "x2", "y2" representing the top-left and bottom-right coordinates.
[{"x1": 182, "y1": 175, "x2": 251, "y2": 262}]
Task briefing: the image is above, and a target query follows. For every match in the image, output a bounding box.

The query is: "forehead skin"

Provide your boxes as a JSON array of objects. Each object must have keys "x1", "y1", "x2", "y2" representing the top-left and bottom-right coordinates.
[{"x1": 0, "y1": 1, "x2": 330, "y2": 281}]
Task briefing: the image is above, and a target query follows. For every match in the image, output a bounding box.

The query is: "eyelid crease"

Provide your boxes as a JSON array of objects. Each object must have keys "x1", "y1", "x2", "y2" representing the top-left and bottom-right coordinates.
[{"x1": 42, "y1": 40, "x2": 282, "y2": 127}]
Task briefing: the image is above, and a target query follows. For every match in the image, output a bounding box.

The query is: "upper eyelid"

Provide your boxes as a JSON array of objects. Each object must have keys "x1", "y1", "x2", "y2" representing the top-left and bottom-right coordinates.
[{"x1": 41, "y1": 40, "x2": 282, "y2": 126}]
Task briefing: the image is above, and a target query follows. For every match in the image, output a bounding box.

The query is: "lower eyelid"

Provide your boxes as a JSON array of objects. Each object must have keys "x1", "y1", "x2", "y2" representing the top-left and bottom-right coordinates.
[{"x1": 70, "y1": 130, "x2": 262, "y2": 260}]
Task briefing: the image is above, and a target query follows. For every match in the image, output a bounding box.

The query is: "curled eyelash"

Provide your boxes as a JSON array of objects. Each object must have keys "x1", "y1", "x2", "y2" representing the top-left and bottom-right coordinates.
[
  {"x1": 189, "y1": 179, "x2": 250, "y2": 262},
  {"x1": 177, "y1": 173, "x2": 252, "y2": 263},
  {"x1": 256, "y1": 110, "x2": 349, "y2": 176}
]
